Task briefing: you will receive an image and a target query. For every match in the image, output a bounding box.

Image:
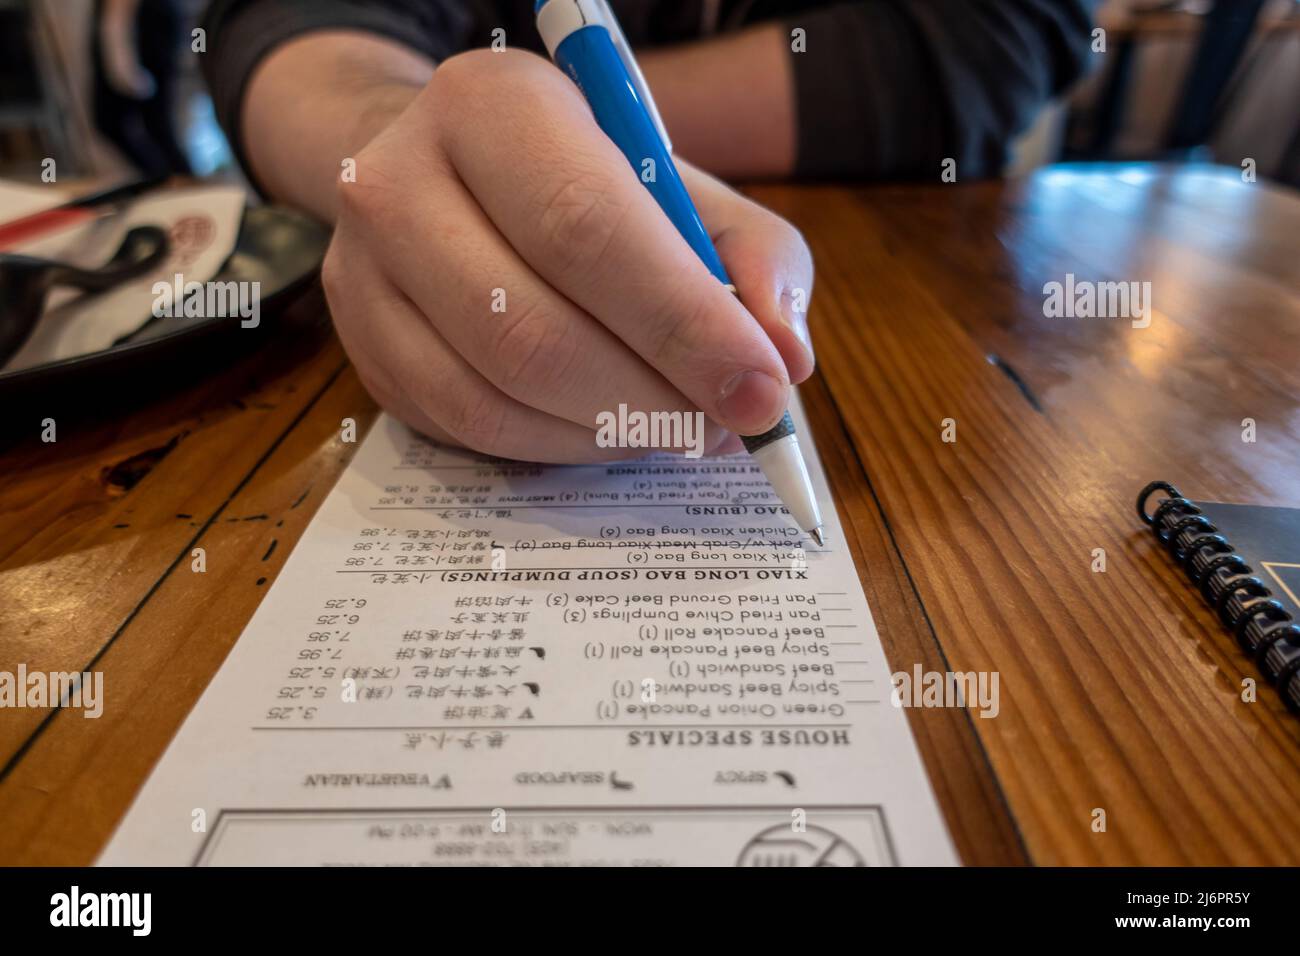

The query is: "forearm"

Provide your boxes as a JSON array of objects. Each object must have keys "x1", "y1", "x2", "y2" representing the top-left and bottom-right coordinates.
[
  {"x1": 640, "y1": 24, "x2": 796, "y2": 181},
  {"x1": 241, "y1": 31, "x2": 432, "y2": 222}
]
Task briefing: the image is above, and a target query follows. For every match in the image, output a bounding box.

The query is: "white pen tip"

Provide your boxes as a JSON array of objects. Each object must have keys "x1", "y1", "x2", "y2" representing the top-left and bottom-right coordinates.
[{"x1": 809, "y1": 527, "x2": 825, "y2": 547}]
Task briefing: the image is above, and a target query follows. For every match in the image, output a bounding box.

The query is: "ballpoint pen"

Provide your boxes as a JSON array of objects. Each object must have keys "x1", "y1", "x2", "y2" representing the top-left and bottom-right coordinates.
[{"x1": 534, "y1": 0, "x2": 825, "y2": 545}]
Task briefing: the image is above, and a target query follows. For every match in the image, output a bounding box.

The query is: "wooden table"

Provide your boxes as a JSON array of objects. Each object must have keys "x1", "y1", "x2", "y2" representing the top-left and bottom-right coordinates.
[{"x1": 2, "y1": 163, "x2": 1297, "y2": 866}]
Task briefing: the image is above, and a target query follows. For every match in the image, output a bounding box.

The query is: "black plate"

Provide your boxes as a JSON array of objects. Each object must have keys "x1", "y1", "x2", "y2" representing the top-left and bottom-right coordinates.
[{"x1": 0, "y1": 204, "x2": 330, "y2": 409}]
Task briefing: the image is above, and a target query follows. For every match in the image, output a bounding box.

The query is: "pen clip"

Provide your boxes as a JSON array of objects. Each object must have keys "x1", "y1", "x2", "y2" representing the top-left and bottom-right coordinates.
[{"x1": 539, "y1": 0, "x2": 673, "y2": 154}]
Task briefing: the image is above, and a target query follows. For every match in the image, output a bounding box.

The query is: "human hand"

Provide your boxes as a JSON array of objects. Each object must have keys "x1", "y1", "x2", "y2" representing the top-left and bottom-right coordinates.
[{"x1": 321, "y1": 48, "x2": 813, "y2": 462}]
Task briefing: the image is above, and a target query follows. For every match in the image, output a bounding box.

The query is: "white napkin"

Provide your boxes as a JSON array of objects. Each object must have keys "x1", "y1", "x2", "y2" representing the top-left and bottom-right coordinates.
[
  {"x1": 3, "y1": 186, "x2": 247, "y2": 372},
  {"x1": 0, "y1": 180, "x2": 65, "y2": 221}
]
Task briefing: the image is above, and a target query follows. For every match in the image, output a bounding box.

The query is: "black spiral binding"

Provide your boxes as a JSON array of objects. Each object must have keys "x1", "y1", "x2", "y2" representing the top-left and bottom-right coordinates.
[{"x1": 1138, "y1": 481, "x2": 1300, "y2": 715}]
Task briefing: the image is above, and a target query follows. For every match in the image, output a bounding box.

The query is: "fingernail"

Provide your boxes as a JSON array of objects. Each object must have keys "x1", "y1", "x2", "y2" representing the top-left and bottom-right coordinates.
[
  {"x1": 782, "y1": 289, "x2": 814, "y2": 358},
  {"x1": 789, "y1": 312, "x2": 814, "y2": 359},
  {"x1": 718, "y1": 370, "x2": 788, "y2": 435}
]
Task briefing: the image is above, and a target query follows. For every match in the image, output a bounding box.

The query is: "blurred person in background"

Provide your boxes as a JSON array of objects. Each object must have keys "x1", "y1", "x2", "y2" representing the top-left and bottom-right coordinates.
[
  {"x1": 93, "y1": 0, "x2": 192, "y2": 176},
  {"x1": 198, "y1": 0, "x2": 1096, "y2": 462}
]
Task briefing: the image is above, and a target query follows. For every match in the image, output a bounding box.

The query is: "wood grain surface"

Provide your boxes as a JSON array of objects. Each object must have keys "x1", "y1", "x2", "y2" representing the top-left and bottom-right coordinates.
[{"x1": 1, "y1": 163, "x2": 1296, "y2": 865}]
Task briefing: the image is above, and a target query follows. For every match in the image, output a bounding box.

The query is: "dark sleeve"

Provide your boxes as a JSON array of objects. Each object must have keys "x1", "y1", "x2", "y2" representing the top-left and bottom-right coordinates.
[
  {"x1": 200, "y1": 0, "x2": 471, "y2": 182},
  {"x1": 782, "y1": 0, "x2": 1098, "y2": 179}
]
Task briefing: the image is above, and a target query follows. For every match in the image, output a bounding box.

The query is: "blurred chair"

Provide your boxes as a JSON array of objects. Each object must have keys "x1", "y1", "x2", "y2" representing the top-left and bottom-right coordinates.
[
  {"x1": 0, "y1": 0, "x2": 95, "y2": 176},
  {"x1": 1164, "y1": 0, "x2": 1270, "y2": 153},
  {"x1": 1064, "y1": 0, "x2": 1300, "y2": 186}
]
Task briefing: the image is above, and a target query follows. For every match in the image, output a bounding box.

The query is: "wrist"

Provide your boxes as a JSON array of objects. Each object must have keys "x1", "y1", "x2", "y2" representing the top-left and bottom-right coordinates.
[
  {"x1": 243, "y1": 32, "x2": 432, "y2": 221},
  {"x1": 344, "y1": 81, "x2": 422, "y2": 156},
  {"x1": 640, "y1": 25, "x2": 795, "y2": 179}
]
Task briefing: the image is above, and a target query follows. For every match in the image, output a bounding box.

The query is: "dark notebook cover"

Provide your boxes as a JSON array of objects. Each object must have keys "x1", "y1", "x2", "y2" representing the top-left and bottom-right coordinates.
[{"x1": 1192, "y1": 501, "x2": 1300, "y2": 619}]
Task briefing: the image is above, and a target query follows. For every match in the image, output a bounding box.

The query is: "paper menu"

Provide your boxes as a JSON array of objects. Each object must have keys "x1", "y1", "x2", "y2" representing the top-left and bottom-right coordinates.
[
  {"x1": 0, "y1": 179, "x2": 64, "y2": 221},
  {"x1": 99, "y1": 397, "x2": 957, "y2": 866}
]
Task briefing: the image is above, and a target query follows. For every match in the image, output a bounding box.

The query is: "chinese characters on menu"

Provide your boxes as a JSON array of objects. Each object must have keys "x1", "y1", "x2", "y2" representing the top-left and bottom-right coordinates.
[{"x1": 101, "y1": 399, "x2": 955, "y2": 866}]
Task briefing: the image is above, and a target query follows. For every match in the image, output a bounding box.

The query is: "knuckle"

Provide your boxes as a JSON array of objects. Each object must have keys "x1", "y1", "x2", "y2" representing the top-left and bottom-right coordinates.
[
  {"x1": 334, "y1": 175, "x2": 381, "y2": 233},
  {"x1": 429, "y1": 49, "x2": 490, "y2": 106},
  {"x1": 334, "y1": 177, "x2": 366, "y2": 221},
  {"x1": 489, "y1": 299, "x2": 575, "y2": 394},
  {"x1": 432, "y1": 48, "x2": 543, "y2": 126},
  {"x1": 335, "y1": 135, "x2": 417, "y2": 228},
  {"x1": 535, "y1": 173, "x2": 632, "y2": 277},
  {"x1": 334, "y1": 144, "x2": 382, "y2": 215},
  {"x1": 436, "y1": 47, "x2": 515, "y2": 87},
  {"x1": 319, "y1": 244, "x2": 347, "y2": 302},
  {"x1": 441, "y1": 385, "x2": 509, "y2": 455},
  {"x1": 645, "y1": 289, "x2": 716, "y2": 382}
]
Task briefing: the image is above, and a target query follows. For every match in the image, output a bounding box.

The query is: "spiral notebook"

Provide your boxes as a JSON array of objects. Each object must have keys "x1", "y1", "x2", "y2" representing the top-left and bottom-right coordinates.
[{"x1": 1138, "y1": 482, "x2": 1300, "y2": 715}]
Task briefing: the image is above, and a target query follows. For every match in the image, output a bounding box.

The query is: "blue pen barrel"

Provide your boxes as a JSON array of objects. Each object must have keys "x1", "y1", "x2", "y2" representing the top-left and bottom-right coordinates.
[{"x1": 552, "y1": 25, "x2": 732, "y2": 285}]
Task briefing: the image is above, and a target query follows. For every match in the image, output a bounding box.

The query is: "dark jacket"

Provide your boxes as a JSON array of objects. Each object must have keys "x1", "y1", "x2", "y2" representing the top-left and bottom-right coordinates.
[{"x1": 202, "y1": 0, "x2": 1097, "y2": 180}]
